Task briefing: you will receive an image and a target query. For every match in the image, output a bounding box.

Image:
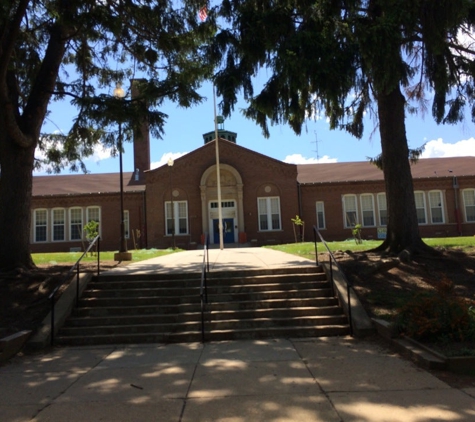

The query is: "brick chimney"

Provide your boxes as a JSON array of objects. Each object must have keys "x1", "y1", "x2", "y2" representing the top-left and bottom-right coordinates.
[{"x1": 131, "y1": 79, "x2": 150, "y2": 182}]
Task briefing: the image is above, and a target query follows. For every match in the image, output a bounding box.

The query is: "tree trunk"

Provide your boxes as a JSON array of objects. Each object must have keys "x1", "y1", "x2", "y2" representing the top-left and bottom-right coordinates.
[
  {"x1": 375, "y1": 86, "x2": 430, "y2": 256},
  {"x1": 0, "y1": 134, "x2": 36, "y2": 270}
]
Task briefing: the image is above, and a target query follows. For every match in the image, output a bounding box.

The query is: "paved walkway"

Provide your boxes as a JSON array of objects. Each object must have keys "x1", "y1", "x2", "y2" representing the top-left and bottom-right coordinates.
[
  {"x1": 2, "y1": 248, "x2": 475, "y2": 421},
  {"x1": 106, "y1": 247, "x2": 317, "y2": 274}
]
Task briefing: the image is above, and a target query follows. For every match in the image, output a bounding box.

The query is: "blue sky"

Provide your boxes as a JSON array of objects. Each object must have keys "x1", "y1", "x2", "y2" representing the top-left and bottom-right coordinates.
[{"x1": 37, "y1": 80, "x2": 475, "y2": 175}]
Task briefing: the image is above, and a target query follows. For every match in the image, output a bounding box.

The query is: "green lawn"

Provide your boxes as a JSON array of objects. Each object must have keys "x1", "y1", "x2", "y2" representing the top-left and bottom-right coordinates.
[
  {"x1": 32, "y1": 236, "x2": 474, "y2": 266},
  {"x1": 266, "y1": 236, "x2": 475, "y2": 260},
  {"x1": 32, "y1": 248, "x2": 180, "y2": 266}
]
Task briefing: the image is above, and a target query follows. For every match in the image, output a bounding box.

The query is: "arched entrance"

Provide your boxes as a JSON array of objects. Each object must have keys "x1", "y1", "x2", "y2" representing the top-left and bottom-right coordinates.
[{"x1": 200, "y1": 164, "x2": 244, "y2": 245}]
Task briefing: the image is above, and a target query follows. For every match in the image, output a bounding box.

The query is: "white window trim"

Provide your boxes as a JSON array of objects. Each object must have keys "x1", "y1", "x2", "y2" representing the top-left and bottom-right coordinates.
[
  {"x1": 165, "y1": 200, "x2": 189, "y2": 235},
  {"x1": 69, "y1": 207, "x2": 83, "y2": 241},
  {"x1": 86, "y1": 206, "x2": 102, "y2": 237},
  {"x1": 34, "y1": 209, "x2": 48, "y2": 243},
  {"x1": 377, "y1": 193, "x2": 388, "y2": 227},
  {"x1": 462, "y1": 189, "x2": 475, "y2": 222},
  {"x1": 428, "y1": 190, "x2": 445, "y2": 224},
  {"x1": 316, "y1": 201, "x2": 326, "y2": 230},
  {"x1": 414, "y1": 191, "x2": 427, "y2": 225},
  {"x1": 257, "y1": 196, "x2": 282, "y2": 231},
  {"x1": 51, "y1": 208, "x2": 65, "y2": 242},
  {"x1": 360, "y1": 193, "x2": 376, "y2": 227},
  {"x1": 343, "y1": 194, "x2": 359, "y2": 228}
]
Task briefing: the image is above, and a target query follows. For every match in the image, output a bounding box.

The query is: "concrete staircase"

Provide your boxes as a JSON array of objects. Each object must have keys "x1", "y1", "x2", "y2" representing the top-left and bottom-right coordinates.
[{"x1": 55, "y1": 266, "x2": 350, "y2": 346}]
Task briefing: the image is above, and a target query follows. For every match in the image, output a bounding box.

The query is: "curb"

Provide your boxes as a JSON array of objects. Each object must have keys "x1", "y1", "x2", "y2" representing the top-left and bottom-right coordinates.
[
  {"x1": 26, "y1": 272, "x2": 93, "y2": 351},
  {"x1": 372, "y1": 318, "x2": 475, "y2": 373}
]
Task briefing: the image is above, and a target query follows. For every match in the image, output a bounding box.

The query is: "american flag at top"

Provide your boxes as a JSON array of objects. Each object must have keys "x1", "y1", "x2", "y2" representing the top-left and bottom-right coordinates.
[{"x1": 199, "y1": 5, "x2": 208, "y2": 21}]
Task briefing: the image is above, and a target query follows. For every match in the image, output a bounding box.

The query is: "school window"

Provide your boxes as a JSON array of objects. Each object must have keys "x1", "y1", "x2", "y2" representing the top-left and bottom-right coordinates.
[
  {"x1": 316, "y1": 201, "x2": 325, "y2": 229},
  {"x1": 87, "y1": 206, "x2": 100, "y2": 224},
  {"x1": 69, "y1": 208, "x2": 83, "y2": 240},
  {"x1": 428, "y1": 191, "x2": 444, "y2": 224},
  {"x1": 463, "y1": 189, "x2": 475, "y2": 222},
  {"x1": 52, "y1": 208, "x2": 65, "y2": 241},
  {"x1": 343, "y1": 195, "x2": 358, "y2": 228},
  {"x1": 124, "y1": 210, "x2": 130, "y2": 239},
  {"x1": 258, "y1": 197, "x2": 281, "y2": 231},
  {"x1": 211, "y1": 201, "x2": 235, "y2": 208},
  {"x1": 165, "y1": 201, "x2": 188, "y2": 235},
  {"x1": 414, "y1": 191, "x2": 427, "y2": 224},
  {"x1": 86, "y1": 206, "x2": 101, "y2": 237},
  {"x1": 34, "y1": 209, "x2": 47, "y2": 242},
  {"x1": 360, "y1": 194, "x2": 375, "y2": 227},
  {"x1": 377, "y1": 193, "x2": 388, "y2": 226}
]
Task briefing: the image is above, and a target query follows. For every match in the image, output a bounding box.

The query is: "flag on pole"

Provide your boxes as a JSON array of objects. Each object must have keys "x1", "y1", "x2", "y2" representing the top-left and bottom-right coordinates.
[{"x1": 199, "y1": 6, "x2": 208, "y2": 22}]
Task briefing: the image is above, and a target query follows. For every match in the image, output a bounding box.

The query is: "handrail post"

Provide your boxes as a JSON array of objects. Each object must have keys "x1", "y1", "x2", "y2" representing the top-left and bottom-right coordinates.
[
  {"x1": 50, "y1": 295, "x2": 55, "y2": 346},
  {"x1": 76, "y1": 264, "x2": 80, "y2": 307},
  {"x1": 97, "y1": 237, "x2": 101, "y2": 278},
  {"x1": 206, "y1": 233, "x2": 209, "y2": 272},
  {"x1": 347, "y1": 284, "x2": 353, "y2": 336},
  {"x1": 313, "y1": 227, "x2": 319, "y2": 266}
]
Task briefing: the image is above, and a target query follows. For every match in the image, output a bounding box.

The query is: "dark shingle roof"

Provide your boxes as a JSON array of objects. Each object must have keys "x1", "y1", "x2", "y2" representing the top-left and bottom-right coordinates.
[
  {"x1": 33, "y1": 172, "x2": 145, "y2": 197},
  {"x1": 297, "y1": 156, "x2": 475, "y2": 184},
  {"x1": 32, "y1": 156, "x2": 475, "y2": 196}
]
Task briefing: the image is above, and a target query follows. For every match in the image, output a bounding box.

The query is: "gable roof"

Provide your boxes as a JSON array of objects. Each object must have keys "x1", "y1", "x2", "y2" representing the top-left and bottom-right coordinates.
[
  {"x1": 33, "y1": 172, "x2": 145, "y2": 197},
  {"x1": 147, "y1": 137, "x2": 296, "y2": 174},
  {"x1": 297, "y1": 156, "x2": 475, "y2": 184}
]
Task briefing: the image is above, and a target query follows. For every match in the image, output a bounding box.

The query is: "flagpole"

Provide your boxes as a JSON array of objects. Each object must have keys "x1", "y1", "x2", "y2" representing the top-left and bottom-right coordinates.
[{"x1": 213, "y1": 84, "x2": 224, "y2": 250}]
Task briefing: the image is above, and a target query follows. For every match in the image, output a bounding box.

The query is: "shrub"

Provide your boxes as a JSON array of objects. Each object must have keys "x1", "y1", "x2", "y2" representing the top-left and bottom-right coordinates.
[{"x1": 395, "y1": 278, "x2": 475, "y2": 342}]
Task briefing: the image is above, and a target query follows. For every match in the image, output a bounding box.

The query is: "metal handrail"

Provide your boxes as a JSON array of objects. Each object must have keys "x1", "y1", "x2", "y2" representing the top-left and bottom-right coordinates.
[
  {"x1": 49, "y1": 235, "x2": 101, "y2": 345},
  {"x1": 200, "y1": 233, "x2": 209, "y2": 342},
  {"x1": 313, "y1": 226, "x2": 353, "y2": 336}
]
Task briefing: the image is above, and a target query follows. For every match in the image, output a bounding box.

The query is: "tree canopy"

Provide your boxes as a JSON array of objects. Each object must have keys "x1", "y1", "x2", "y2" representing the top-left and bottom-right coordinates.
[
  {"x1": 0, "y1": 0, "x2": 214, "y2": 270},
  {"x1": 208, "y1": 0, "x2": 475, "y2": 255}
]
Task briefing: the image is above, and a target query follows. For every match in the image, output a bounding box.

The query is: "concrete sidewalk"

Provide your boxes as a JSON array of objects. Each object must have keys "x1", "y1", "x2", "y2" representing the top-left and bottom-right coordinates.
[
  {"x1": 106, "y1": 247, "x2": 317, "y2": 275},
  {"x1": 1, "y1": 337, "x2": 475, "y2": 421},
  {"x1": 3, "y1": 248, "x2": 475, "y2": 421}
]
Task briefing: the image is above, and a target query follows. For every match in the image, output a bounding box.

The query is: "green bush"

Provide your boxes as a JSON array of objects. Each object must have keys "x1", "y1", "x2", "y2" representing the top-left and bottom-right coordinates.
[{"x1": 395, "y1": 278, "x2": 475, "y2": 342}]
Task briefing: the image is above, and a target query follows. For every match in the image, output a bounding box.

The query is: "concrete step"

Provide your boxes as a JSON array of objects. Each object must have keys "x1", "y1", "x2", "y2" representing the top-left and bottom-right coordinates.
[
  {"x1": 68, "y1": 306, "x2": 341, "y2": 327},
  {"x1": 56, "y1": 267, "x2": 350, "y2": 346},
  {"x1": 55, "y1": 325, "x2": 350, "y2": 346},
  {"x1": 77, "y1": 288, "x2": 335, "y2": 308},
  {"x1": 82, "y1": 280, "x2": 331, "y2": 298},
  {"x1": 72, "y1": 297, "x2": 340, "y2": 317},
  {"x1": 94, "y1": 266, "x2": 323, "y2": 282},
  {"x1": 59, "y1": 314, "x2": 348, "y2": 337},
  {"x1": 89, "y1": 272, "x2": 327, "y2": 290}
]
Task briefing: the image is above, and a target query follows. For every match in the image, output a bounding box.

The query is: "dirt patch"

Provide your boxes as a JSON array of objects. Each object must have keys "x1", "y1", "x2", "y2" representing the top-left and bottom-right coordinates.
[
  {"x1": 336, "y1": 246, "x2": 475, "y2": 388},
  {"x1": 0, "y1": 260, "x2": 127, "y2": 339}
]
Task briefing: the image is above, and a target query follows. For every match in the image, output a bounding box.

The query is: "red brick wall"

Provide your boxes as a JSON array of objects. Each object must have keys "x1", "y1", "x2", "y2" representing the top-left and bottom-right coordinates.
[
  {"x1": 145, "y1": 140, "x2": 299, "y2": 249},
  {"x1": 299, "y1": 176, "x2": 475, "y2": 242},
  {"x1": 30, "y1": 192, "x2": 145, "y2": 253}
]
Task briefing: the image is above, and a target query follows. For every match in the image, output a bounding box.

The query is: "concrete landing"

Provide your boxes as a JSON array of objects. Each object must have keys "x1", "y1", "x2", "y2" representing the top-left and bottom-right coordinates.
[{"x1": 1, "y1": 337, "x2": 475, "y2": 421}]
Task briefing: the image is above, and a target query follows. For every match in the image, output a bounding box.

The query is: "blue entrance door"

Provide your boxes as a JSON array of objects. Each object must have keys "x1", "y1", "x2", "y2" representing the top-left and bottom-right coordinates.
[{"x1": 213, "y1": 218, "x2": 235, "y2": 244}]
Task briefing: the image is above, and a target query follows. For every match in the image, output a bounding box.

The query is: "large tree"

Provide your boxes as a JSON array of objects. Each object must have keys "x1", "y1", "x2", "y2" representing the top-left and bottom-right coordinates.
[
  {"x1": 0, "y1": 0, "x2": 213, "y2": 271},
  {"x1": 209, "y1": 0, "x2": 475, "y2": 255}
]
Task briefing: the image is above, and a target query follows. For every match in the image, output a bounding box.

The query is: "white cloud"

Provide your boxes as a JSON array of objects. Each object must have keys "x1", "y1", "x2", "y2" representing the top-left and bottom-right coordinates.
[
  {"x1": 283, "y1": 153, "x2": 338, "y2": 164},
  {"x1": 150, "y1": 152, "x2": 189, "y2": 169},
  {"x1": 420, "y1": 137, "x2": 475, "y2": 158},
  {"x1": 34, "y1": 141, "x2": 113, "y2": 175}
]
